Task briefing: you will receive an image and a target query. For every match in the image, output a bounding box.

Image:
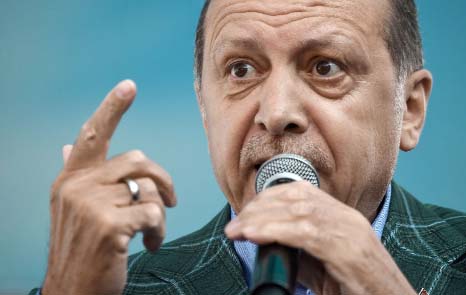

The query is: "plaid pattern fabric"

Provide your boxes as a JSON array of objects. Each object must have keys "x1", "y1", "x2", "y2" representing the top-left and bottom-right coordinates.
[
  {"x1": 124, "y1": 181, "x2": 466, "y2": 294},
  {"x1": 30, "y1": 181, "x2": 466, "y2": 294},
  {"x1": 382, "y1": 182, "x2": 466, "y2": 294},
  {"x1": 123, "y1": 207, "x2": 249, "y2": 295}
]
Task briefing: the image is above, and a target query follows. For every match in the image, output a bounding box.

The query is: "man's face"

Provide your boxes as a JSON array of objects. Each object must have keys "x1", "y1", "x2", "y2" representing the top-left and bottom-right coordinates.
[{"x1": 198, "y1": 0, "x2": 403, "y2": 216}]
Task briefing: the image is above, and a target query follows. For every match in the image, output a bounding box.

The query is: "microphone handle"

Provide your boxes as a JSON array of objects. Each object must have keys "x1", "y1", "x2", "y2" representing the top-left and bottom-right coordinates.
[{"x1": 251, "y1": 243, "x2": 299, "y2": 295}]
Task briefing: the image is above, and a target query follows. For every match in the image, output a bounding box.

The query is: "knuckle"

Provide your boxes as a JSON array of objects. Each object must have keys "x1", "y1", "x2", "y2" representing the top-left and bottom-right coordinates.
[
  {"x1": 50, "y1": 177, "x2": 65, "y2": 203},
  {"x1": 97, "y1": 212, "x2": 118, "y2": 233},
  {"x1": 55, "y1": 179, "x2": 78, "y2": 205},
  {"x1": 79, "y1": 122, "x2": 98, "y2": 144},
  {"x1": 107, "y1": 98, "x2": 123, "y2": 114},
  {"x1": 144, "y1": 203, "x2": 165, "y2": 222},
  {"x1": 282, "y1": 181, "x2": 313, "y2": 201},
  {"x1": 128, "y1": 150, "x2": 147, "y2": 166},
  {"x1": 139, "y1": 178, "x2": 157, "y2": 195},
  {"x1": 55, "y1": 176, "x2": 94, "y2": 207},
  {"x1": 295, "y1": 180, "x2": 312, "y2": 193},
  {"x1": 100, "y1": 220, "x2": 127, "y2": 250},
  {"x1": 299, "y1": 220, "x2": 315, "y2": 237},
  {"x1": 289, "y1": 201, "x2": 311, "y2": 217},
  {"x1": 113, "y1": 235, "x2": 130, "y2": 252},
  {"x1": 282, "y1": 184, "x2": 301, "y2": 200}
]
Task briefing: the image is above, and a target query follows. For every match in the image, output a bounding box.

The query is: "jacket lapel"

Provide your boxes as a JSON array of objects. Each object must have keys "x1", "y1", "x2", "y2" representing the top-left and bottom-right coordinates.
[
  {"x1": 382, "y1": 181, "x2": 466, "y2": 294},
  {"x1": 124, "y1": 205, "x2": 249, "y2": 295}
]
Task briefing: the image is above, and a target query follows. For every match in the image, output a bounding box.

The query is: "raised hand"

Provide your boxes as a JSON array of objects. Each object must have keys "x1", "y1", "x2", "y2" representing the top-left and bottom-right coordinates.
[{"x1": 42, "y1": 80, "x2": 176, "y2": 295}]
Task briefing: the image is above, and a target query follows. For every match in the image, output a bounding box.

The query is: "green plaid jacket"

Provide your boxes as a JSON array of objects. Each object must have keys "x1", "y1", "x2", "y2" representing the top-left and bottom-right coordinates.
[
  {"x1": 122, "y1": 182, "x2": 466, "y2": 295},
  {"x1": 31, "y1": 182, "x2": 466, "y2": 294}
]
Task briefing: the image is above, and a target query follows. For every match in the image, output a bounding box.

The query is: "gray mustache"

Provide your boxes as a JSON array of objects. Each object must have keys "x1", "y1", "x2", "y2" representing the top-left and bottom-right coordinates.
[{"x1": 239, "y1": 134, "x2": 331, "y2": 173}]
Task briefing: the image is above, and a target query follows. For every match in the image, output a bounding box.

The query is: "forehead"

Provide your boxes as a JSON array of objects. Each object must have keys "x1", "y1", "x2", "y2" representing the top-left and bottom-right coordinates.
[{"x1": 204, "y1": 0, "x2": 389, "y2": 53}]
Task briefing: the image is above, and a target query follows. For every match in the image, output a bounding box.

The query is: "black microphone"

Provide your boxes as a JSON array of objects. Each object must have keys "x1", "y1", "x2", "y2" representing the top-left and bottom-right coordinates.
[{"x1": 251, "y1": 154, "x2": 320, "y2": 295}]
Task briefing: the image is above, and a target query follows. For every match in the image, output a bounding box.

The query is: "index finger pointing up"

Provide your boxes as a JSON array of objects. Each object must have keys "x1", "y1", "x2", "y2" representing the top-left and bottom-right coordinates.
[{"x1": 66, "y1": 80, "x2": 137, "y2": 170}]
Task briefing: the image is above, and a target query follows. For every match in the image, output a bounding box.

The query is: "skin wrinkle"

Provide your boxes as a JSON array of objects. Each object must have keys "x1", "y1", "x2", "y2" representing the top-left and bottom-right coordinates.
[
  {"x1": 224, "y1": 79, "x2": 263, "y2": 100},
  {"x1": 295, "y1": 37, "x2": 370, "y2": 75},
  {"x1": 212, "y1": 31, "x2": 374, "y2": 103},
  {"x1": 207, "y1": 0, "x2": 373, "y2": 54},
  {"x1": 201, "y1": 0, "x2": 407, "y2": 221},
  {"x1": 211, "y1": 13, "x2": 368, "y2": 57},
  {"x1": 213, "y1": 33, "x2": 371, "y2": 78},
  {"x1": 225, "y1": 83, "x2": 258, "y2": 100},
  {"x1": 212, "y1": 38, "x2": 269, "y2": 85},
  {"x1": 208, "y1": 14, "x2": 376, "y2": 102}
]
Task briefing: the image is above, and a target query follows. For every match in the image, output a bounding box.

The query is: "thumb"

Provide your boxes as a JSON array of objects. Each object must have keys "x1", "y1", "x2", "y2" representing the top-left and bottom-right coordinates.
[{"x1": 62, "y1": 144, "x2": 73, "y2": 165}]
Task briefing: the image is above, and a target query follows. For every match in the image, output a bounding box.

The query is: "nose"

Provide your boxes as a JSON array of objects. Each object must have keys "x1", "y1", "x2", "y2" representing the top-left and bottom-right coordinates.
[{"x1": 254, "y1": 71, "x2": 309, "y2": 136}]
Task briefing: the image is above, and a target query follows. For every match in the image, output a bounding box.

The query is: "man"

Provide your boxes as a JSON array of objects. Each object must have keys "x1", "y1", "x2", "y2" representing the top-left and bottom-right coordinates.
[{"x1": 32, "y1": 0, "x2": 466, "y2": 294}]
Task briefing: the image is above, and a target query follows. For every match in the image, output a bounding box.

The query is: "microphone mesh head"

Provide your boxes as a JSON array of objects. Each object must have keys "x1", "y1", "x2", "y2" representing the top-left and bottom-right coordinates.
[{"x1": 255, "y1": 153, "x2": 320, "y2": 193}]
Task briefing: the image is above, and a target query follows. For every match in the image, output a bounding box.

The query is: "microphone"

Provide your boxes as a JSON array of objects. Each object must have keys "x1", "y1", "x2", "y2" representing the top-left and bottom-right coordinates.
[{"x1": 251, "y1": 154, "x2": 319, "y2": 295}]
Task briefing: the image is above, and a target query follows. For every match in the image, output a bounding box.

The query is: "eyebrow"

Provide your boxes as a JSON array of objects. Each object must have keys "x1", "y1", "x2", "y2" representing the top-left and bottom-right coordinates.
[
  {"x1": 213, "y1": 38, "x2": 264, "y2": 58},
  {"x1": 213, "y1": 35, "x2": 356, "y2": 57},
  {"x1": 295, "y1": 38, "x2": 336, "y2": 54},
  {"x1": 296, "y1": 36, "x2": 369, "y2": 73}
]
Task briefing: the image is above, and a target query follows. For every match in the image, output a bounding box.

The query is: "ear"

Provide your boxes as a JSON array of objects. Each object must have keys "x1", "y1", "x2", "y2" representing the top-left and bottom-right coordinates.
[
  {"x1": 400, "y1": 69, "x2": 433, "y2": 151},
  {"x1": 194, "y1": 79, "x2": 208, "y2": 133}
]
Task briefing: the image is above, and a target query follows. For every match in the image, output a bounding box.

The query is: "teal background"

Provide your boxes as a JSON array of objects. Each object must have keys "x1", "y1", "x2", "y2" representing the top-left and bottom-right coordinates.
[{"x1": 0, "y1": 1, "x2": 465, "y2": 293}]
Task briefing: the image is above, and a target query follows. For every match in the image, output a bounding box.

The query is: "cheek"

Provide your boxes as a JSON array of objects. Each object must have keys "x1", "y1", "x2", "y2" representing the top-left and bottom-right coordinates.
[
  {"x1": 205, "y1": 107, "x2": 230, "y2": 180},
  {"x1": 342, "y1": 95, "x2": 401, "y2": 208},
  {"x1": 314, "y1": 87, "x2": 398, "y2": 181},
  {"x1": 204, "y1": 92, "x2": 257, "y2": 181}
]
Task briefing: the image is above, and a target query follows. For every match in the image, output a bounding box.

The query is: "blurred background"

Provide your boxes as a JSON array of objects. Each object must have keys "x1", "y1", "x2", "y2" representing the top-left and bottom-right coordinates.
[{"x1": 1, "y1": 0, "x2": 465, "y2": 293}]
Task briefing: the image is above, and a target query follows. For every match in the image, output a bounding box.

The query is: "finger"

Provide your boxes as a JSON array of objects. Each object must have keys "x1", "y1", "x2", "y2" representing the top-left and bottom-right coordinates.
[
  {"x1": 93, "y1": 150, "x2": 177, "y2": 207},
  {"x1": 229, "y1": 203, "x2": 299, "y2": 235},
  {"x1": 241, "y1": 182, "x2": 315, "y2": 215},
  {"x1": 62, "y1": 144, "x2": 73, "y2": 164},
  {"x1": 66, "y1": 79, "x2": 137, "y2": 170},
  {"x1": 108, "y1": 178, "x2": 165, "y2": 207},
  {"x1": 119, "y1": 203, "x2": 166, "y2": 252},
  {"x1": 142, "y1": 226, "x2": 165, "y2": 253},
  {"x1": 254, "y1": 181, "x2": 320, "y2": 204},
  {"x1": 227, "y1": 219, "x2": 315, "y2": 250},
  {"x1": 241, "y1": 181, "x2": 335, "y2": 221}
]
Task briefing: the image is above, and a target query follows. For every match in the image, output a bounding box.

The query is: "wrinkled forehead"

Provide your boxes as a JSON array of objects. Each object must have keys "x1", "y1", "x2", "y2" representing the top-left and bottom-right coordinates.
[{"x1": 204, "y1": 0, "x2": 389, "y2": 53}]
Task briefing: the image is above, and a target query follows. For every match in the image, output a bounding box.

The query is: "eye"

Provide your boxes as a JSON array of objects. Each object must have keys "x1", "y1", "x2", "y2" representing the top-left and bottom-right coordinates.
[
  {"x1": 229, "y1": 61, "x2": 257, "y2": 79},
  {"x1": 313, "y1": 60, "x2": 342, "y2": 77}
]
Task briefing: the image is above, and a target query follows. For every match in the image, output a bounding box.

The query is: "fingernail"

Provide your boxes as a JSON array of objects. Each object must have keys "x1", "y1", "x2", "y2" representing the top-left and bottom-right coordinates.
[{"x1": 115, "y1": 79, "x2": 135, "y2": 99}]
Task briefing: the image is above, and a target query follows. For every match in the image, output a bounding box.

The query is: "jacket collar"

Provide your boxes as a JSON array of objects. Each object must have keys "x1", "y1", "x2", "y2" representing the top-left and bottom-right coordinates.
[
  {"x1": 382, "y1": 181, "x2": 466, "y2": 293},
  {"x1": 139, "y1": 205, "x2": 249, "y2": 294}
]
